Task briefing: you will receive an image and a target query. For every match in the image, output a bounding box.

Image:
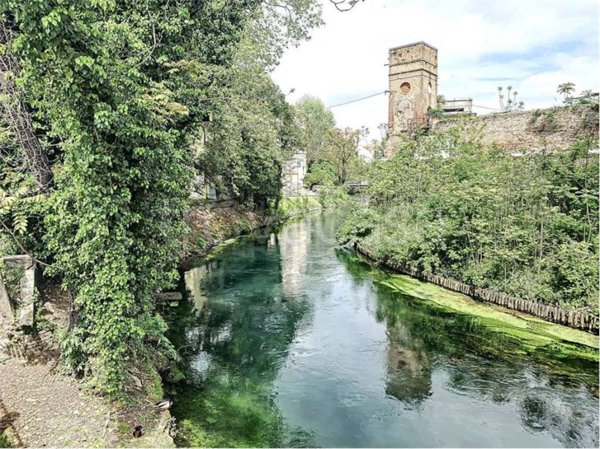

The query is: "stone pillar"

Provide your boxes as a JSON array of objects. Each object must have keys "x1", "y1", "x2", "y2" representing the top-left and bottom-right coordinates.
[
  {"x1": 0, "y1": 255, "x2": 38, "y2": 328},
  {"x1": 0, "y1": 272, "x2": 14, "y2": 325}
]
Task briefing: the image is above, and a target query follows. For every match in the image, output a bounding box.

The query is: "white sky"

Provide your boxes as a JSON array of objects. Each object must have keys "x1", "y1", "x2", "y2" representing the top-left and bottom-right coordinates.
[{"x1": 272, "y1": 0, "x2": 599, "y2": 137}]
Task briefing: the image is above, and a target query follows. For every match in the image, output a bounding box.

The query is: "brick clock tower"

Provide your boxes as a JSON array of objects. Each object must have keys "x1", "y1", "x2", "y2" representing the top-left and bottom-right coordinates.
[{"x1": 388, "y1": 42, "x2": 438, "y2": 134}]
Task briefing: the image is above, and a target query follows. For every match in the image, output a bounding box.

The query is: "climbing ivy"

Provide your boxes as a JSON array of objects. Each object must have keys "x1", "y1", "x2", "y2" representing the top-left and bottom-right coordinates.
[
  {"x1": 3, "y1": 0, "x2": 261, "y2": 394},
  {"x1": 1, "y1": 0, "x2": 328, "y2": 395}
]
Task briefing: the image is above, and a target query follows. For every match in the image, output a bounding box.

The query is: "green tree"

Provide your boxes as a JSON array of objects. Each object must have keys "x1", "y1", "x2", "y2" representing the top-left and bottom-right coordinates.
[
  {"x1": 3, "y1": 0, "x2": 262, "y2": 395},
  {"x1": 339, "y1": 126, "x2": 599, "y2": 312},
  {"x1": 1, "y1": 0, "x2": 324, "y2": 395},
  {"x1": 304, "y1": 160, "x2": 336, "y2": 187},
  {"x1": 325, "y1": 127, "x2": 360, "y2": 185},
  {"x1": 197, "y1": 68, "x2": 296, "y2": 209},
  {"x1": 196, "y1": 0, "x2": 321, "y2": 209},
  {"x1": 241, "y1": 0, "x2": 324, "y2": 71},
  {"x1": 294, "y1": 95, "x2": 335, "y2": 164},
  {"x1": 557, "y1": 82, "x2": 576, "y2": 103}
]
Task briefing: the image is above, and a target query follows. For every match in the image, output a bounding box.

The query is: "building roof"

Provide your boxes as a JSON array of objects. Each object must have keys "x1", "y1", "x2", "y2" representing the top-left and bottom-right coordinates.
[{"x1": 389, "y1": 41, "x2": 437, "y2": 52}]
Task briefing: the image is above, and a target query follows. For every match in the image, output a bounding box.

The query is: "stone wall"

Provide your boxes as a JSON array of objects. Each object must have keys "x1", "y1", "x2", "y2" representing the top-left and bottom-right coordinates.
[{"x1": 431, "y1": 105, "x2": 598, "y2": 153}]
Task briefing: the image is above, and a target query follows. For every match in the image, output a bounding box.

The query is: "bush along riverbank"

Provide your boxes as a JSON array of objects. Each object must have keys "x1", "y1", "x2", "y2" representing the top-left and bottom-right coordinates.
[
  {"x1": 337, "y1": 129, "x2": 599, "y2": 324},
  {"x1": 181, "y1": 203, "x2": 275, "y2": 262}
]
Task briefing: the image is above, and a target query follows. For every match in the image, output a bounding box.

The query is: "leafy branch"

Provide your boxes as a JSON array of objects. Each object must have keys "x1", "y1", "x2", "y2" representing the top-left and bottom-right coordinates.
[{"x1": 329, "y1": 0, "x2": 363, "y2": 12}]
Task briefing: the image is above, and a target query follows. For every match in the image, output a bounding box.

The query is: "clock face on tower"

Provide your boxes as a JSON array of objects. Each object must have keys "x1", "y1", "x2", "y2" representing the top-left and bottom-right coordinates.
[{"x1": 400, "y1": 82, "x2": 411, "y2": 95}]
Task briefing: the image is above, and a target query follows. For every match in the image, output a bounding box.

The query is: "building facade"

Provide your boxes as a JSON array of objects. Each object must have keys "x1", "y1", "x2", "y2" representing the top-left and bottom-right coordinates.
[
  {"x1": 281, "y1": 151, "x2": 307, "y2": 197},
  {"x1": 388, "y1": 42, "x2": 438, "y2": 134}
]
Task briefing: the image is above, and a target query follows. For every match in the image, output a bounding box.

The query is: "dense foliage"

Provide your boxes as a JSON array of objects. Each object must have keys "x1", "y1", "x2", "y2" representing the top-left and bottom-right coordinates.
[
  {"x1": 301, "y1": 124, "x2": 364, "y2": 188},
  {"x1": 0, "y1": 0, "x2": 324, "y2": 395},
  {"x1": 338, "y1": 127, "x2": 599, "y2": 312},
  {"x1": 294, "y1": 95, "x2": 335, "y2": 164},
  {"x1": 292, "y1": 96, "x2": 368, "y2": 189},
  {"x1": 324, "y1": 127, "x2": 362, "y2": 184},
  {"x1": 196, "y1": 63, "x2": 298, "y2": 209},
  {"x1": 2, "y1": 0, "x2": 272, "y2": 394}
]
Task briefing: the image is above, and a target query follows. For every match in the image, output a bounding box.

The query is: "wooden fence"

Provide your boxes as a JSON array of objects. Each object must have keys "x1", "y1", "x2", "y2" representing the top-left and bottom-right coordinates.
[{"x1": 354, "y1": 242, "x2": 599, "y2": 334}]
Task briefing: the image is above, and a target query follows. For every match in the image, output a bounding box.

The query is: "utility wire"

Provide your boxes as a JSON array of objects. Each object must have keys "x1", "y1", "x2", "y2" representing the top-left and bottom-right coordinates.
[
  {"x1": 326, "y1": 92, "x2": 502, "y2": 112},
  {"x1": 328, "y1": 91, "x2": 387, "y2": 108},
  {"x1": 472, "y1": 104, "x2": 502, "y2": 111}
]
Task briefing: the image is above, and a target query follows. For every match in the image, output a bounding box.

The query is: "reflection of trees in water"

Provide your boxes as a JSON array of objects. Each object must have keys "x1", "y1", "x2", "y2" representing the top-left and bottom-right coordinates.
[
  {"x1": 338, "y1": 251, "x2": 599, "y2": 447},
  {"x1": 170, "y1": 240, "x2": 315, "y2": 447},
  {"x1": 334, "y1": 248, "x2": 374, "y2": 284}
]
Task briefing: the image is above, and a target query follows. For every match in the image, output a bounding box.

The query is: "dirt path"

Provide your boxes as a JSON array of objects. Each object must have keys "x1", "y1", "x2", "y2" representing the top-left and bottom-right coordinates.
[
  {"x1": 0, "y1": 285, "x2": 174, "y2": 448},
  {"x1": 0, "y1": 358, "x2": 118, "y2": 447}
]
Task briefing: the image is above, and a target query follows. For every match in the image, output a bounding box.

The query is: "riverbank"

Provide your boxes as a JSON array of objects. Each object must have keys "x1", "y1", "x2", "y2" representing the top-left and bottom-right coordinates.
[
  {"x1": 344, "y1": 246, "x2": 598, "y2": 369},
  {"x1": 355, "y1": 242, "x2": 599, "y2": 334},
  {"x1": 376, "y1": 271, "x2": 599, "y2": 356},
  {"x1": 181, "y1": 196, "x2": 323, "y2": 264}
]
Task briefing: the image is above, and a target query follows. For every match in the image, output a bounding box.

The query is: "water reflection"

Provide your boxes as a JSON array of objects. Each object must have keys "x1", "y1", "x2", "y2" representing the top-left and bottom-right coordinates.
[
  {"x1": 184, "y1": 265, "x2": 209, "y2": 314},
  {"x1": 171, "y1": 212, "x2": 599, "y2": 448},
  {"x1": 339, "y1": 251, "x2": 598, "y2": 447},
  {"x1": 172, "y1": 226, "x2": 315, "y2": 447},
  {"x1": 385, "y1": 319, "x2": 433, "y2": 405},
  {"x1": 277, "y1": 218, "x2": 310, "y2": 297}
]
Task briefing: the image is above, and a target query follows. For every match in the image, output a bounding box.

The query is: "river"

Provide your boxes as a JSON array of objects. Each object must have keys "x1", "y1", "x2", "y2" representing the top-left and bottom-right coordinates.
[{"x1": 169, "y1": 210, "x2": 599, "y2": 448}]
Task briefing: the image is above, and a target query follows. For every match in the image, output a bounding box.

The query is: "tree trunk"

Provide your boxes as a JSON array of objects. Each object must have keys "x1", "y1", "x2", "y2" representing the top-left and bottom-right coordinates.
[{"x1": 0, "y1": 20, "x2": 53, "y2": 193}]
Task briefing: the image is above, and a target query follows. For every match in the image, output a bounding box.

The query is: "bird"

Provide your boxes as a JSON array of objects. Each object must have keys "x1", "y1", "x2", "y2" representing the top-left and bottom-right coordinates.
[
  {"x1": 155, "y1": 398, "x2": 173, "y2": 411},
  {"x1": 132, "y1": 425, "x2": 143, "y2": 438}
]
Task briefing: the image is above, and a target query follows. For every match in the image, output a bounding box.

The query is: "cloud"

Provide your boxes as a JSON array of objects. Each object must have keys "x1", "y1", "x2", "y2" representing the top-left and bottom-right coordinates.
[{"x1": 272, "y1": 0, "x2": 599, "y2": 135}]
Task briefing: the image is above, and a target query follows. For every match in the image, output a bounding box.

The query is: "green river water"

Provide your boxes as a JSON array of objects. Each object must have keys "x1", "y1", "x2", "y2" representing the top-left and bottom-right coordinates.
[{"x1": 169, "y1": 211, "x2": 599, "y2": 448}]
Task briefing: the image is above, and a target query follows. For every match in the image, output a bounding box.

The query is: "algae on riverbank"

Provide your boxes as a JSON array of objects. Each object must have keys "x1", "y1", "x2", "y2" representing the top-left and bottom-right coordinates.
[
  {"x1": 378, "y1": 273, "x2": 598, "y2": 351},
  {"x1": 362, "y1": 268, "x2": 600, "y2": 382}
]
